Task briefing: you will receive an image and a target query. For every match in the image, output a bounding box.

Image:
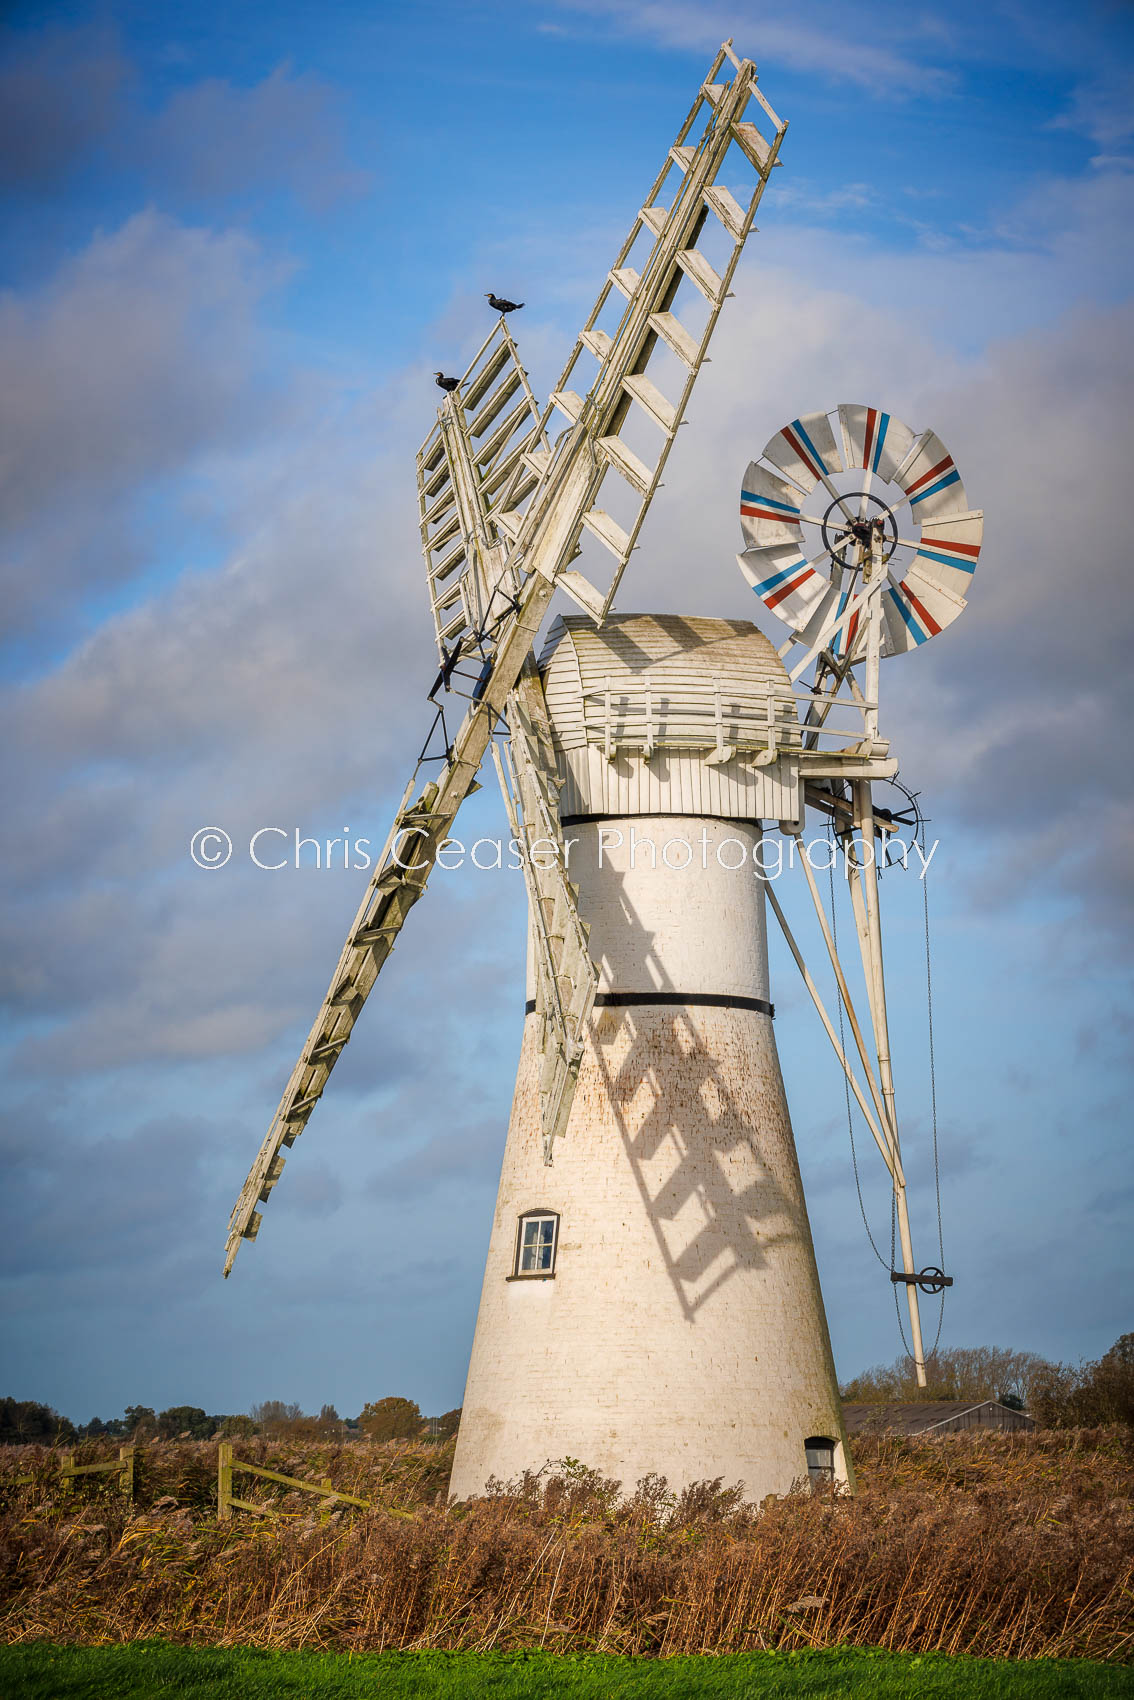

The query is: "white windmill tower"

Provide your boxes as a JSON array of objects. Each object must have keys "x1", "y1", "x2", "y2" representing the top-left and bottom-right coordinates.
[{"x1": 224, "y1": 44, "x2": 978, "y2": 1502}]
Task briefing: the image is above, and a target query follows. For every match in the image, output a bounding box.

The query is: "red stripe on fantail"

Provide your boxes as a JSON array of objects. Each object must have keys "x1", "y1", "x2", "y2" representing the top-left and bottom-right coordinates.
[
  {"x1": 781, "y1": 426, "x2": 821, "y2": 480},
  {"x1": 924, "y1": 537, "x2": 980, "y2": 557},
  {"x1": 765, "y1": 568, "x2": 813, "y2": 610},
  {"x1": 898, "y1": 580, "x2": 942, "y2": 636},
  {"x1": 905, "y1": 453, "x2": 954, "y2": 495},
  {"x1": 862, "y1": 407, "x2": 877, "y2": 470}
]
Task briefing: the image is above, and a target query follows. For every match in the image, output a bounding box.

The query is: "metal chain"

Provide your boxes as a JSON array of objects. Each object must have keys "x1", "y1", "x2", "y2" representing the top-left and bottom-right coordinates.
[{"x1": 828, "y1": 832, "x2": 889, "y2": 1268}]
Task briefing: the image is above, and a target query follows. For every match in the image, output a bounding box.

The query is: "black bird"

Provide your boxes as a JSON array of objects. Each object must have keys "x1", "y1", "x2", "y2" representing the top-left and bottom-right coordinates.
[
  {"x1": 434, "y1": 371, "x2": 459, "y2": 392},
  {"x1": 485, "y1": 293, "x2": 524, "y2": 314}
]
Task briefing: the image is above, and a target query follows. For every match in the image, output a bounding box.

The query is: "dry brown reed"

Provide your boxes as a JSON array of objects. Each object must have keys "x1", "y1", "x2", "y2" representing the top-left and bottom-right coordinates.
[{"x1": 1, "y1": 1429, "x2": 1130, "y2": 1661}]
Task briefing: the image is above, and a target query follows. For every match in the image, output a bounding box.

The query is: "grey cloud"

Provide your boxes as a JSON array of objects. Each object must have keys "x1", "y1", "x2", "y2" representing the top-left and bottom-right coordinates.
[
  {"x1": 0, "y1": 445, "x2": 436, "y2": 1076},
  {"x1": 147, "y1": 64, "x2": 371, "y2": 210},
  {"x1": 0, "y1": 27, "x2": 368, "y2": 211},
  {"x1": 275, "y1": 1163, "x2": 344, "y2": 1219},
  {"x1": 0, "y1": 1108, "x2": 224, "y2": 1277},
  {"x1": 0, "y1": 25, "x2": 127, "y2": 192},
  {"x1": 0, "y1": 210, "x2": 291, "y2": 635},
  {"x1": 367, "y1": 1119, "x2": 507, "y2": 1203}
]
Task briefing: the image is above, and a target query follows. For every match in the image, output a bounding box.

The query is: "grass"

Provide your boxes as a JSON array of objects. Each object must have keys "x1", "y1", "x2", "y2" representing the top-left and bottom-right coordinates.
[
  {"x1": 1, "y1": 1643, "x2": 1132, "y2": 1699},
  {"x1": 0, "y1": 1431, "x2": 1131, "y2": 1662}
]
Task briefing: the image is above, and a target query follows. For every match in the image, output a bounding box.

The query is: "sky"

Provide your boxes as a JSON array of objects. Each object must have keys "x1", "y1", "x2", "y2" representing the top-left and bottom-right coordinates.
[{"x1": 1, "y1": 0, "x2": 1131, "y2": 1430}]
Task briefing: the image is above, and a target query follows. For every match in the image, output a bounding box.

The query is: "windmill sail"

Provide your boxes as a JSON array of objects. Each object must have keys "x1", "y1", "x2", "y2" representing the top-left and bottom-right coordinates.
[
  {"x1": 418, "y1": 323, "x2": 552, "y2": 659},
  {"x1": 224, "y1": 42, "x2": 788, "y2": 1273},
  {"x1": 494, "y1": 668, "x2": 598, "y2": 1163},
  {"x1": 545, "y1": 47, "x2": 788, "y2": 621}
]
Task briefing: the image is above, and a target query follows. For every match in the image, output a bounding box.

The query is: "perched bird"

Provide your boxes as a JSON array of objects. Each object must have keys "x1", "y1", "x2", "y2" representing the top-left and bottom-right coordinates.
[
  {"x1": 485, "y1": 293, "x2": 524, "y2": 314},
  {"x1": 434, "y1": 372, "x2": 459, "y2": 392}
]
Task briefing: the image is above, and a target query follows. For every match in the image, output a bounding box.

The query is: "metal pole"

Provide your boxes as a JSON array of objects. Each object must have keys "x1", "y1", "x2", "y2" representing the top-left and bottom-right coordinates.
[
  {"x1": 765, "y1": 881, "x2": 903, "y2": 1186},
  {"x1": 851, "y1": 778, "x2": 927, "y2": 1386},
  {"x1": 863, "y1": 525, "x2": 883, "y2": 746},
  {"x1": 793, "y1": 835, "x2": 900, "y2": 1164}
]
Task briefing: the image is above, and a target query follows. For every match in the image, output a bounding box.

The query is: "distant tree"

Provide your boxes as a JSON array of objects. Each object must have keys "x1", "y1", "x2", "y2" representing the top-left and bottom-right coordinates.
[
  {"x1": 0, "y1": 1398, "x2": 75, "y2": 1445},
  {"x1": 157, "y1": 1406, "x2": 216, "y2": 1441},
  {"x1": 1030, "y1": 1334, "x2": 1134, "y2": 1429},
  {"x1": 999, "y1": 1393, "x2": 1025, "y2": 1412},
  {"x1": 358, "y1": 1397, "x2": 423, "y2": 1442},
  {"x1": 1102, "y1": 1332, "x2": 1134, "y2": 1371},
  {"x1": 77, "y1": 1415, "x2": 128, "y2": 1439},
  {"x1": 1096, "y1": 1334, "x2": 1134, "y2": 1426},
  {"x1": 428, "y1": 1408, "x2": 462, "y2": 1441},
  {"x1": 250, "y1": 1401, "x2": 308, "y2": 1436},
  {"x1": 217, "y1": 1414, "x2": 257, "y2": 1439},
  {"x1": 124, "y1": 1406, "x2": 158, "y2": 1438},
  {"x1": 841, "y1": 1346, "x2": 1050, "y2": 1407}
]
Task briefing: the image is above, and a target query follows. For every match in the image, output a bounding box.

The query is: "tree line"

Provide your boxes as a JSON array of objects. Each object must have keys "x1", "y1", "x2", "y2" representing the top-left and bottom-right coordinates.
[
  {"x1": 0, "y1": 1395, "x2": 461, "y2": 1447},
  {"x1": 840, "y1": 1334, "x2": 1134, "y2": 1426},
  {"x1": 4, "y1": 1333, "x2": 1129, "y2": 1446}
]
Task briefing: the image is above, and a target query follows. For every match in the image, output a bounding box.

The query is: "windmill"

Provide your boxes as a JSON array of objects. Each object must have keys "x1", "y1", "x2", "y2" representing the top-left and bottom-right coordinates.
[{"x1": 225, "y1": 44, "x2": 978, "y2": 1501}]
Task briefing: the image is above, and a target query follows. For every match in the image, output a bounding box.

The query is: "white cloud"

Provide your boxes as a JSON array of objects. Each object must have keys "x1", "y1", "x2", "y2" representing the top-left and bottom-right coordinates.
[
  {"x1": 549, "y1": 0, "x2": 955, "y2": 95},
  {"x1": 1055, "y1": 67, "x2": 1134, "y2": 152},
  {"x1": 0, "y1": 210, "x2": 293, "y2": 635}
]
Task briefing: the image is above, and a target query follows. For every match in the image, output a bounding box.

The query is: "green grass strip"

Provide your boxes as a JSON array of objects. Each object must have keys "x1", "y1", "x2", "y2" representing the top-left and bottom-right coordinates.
[{"x1": 0, "y1": 1642, "x2": 1131, "y2": 1699}]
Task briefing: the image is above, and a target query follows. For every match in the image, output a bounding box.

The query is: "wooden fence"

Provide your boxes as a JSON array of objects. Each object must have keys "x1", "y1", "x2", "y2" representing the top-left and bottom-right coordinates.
[
  {"x1": 216, "y1": 1442, "x2": 371, "y2": 1521},
  {"x1": 13, "y1": 1445, "x2": 134, "y2": 1500},
  {"x1": 8, "y1": 1443, "x2": 399, "y2": 1523}
]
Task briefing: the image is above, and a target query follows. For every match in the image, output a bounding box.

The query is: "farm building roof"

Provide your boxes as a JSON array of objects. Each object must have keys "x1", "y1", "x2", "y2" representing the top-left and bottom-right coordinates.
[{"x1": 842, "y1": 1400, "x2": 1036, "y2": 1436}]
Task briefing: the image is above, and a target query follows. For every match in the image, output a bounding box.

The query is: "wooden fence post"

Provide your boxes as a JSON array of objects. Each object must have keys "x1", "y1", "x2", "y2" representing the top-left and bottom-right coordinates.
[
  {"x1": 59, "y1": 1451, "x2": 73, "y2": 1497},
  {"x1": 119, "y1": 1445, "x2": 135, "y2": 1502},
  {"x1": 217, "y1": 1442, "x2": 233, "y2": 1521}
]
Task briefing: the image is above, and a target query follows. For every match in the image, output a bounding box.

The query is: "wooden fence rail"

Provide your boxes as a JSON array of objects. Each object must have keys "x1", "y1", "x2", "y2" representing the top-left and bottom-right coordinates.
[
  {"x1": 11, "y1": 1446, "x2": 134, "y2": 1499},
  {"x1": 216, "y1": 1442, "x2": 371, "y2": 1521}
]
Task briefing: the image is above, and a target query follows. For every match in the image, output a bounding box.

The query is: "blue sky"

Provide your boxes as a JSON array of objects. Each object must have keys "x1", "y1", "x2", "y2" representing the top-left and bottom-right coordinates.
[{"x1": 1, "y1": 0, "x2": 1131, "y2": 1429}]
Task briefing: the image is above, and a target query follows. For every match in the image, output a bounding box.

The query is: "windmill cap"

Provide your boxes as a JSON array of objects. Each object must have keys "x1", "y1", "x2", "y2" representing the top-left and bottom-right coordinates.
[{"x1": 537, "y1": 613, "x2": 795, "y2": 822}]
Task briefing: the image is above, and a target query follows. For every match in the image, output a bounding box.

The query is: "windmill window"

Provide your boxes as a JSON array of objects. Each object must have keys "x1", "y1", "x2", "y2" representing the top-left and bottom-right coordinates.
[
  {"x1": 512, "y1": 1211, "x2": 559, "y2": 1278},
  {"x1": 804, "y1": 1436, "x2": 836, "y2": 1488}
]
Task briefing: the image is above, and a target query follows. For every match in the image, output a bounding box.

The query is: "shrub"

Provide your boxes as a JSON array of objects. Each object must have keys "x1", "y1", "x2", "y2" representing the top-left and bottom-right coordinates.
[{"x1": 0, "y1": 1429, "x2": 1129, "y2": 1661}]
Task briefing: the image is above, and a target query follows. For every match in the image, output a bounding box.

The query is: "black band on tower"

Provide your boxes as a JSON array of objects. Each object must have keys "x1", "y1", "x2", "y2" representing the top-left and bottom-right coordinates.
[{"x1": 524, "y1": 991, "x2": 774, "y2": 1017}]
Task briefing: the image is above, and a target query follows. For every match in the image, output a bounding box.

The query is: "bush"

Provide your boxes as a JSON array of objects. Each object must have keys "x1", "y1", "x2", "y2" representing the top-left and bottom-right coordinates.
[
  {"x1": 1030, "y1": 1336, "x2": 1134, "y2": 1428},
  {"x1": 0, "y1": 1429, "x2": 1130, "y2": 1661},
  {"x1": 0, "y1": 1398, "x2": 74, "y2": 1445},
  {"x1": 358, "y1": 1397, "x2": 423, "y2": 1442}
]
